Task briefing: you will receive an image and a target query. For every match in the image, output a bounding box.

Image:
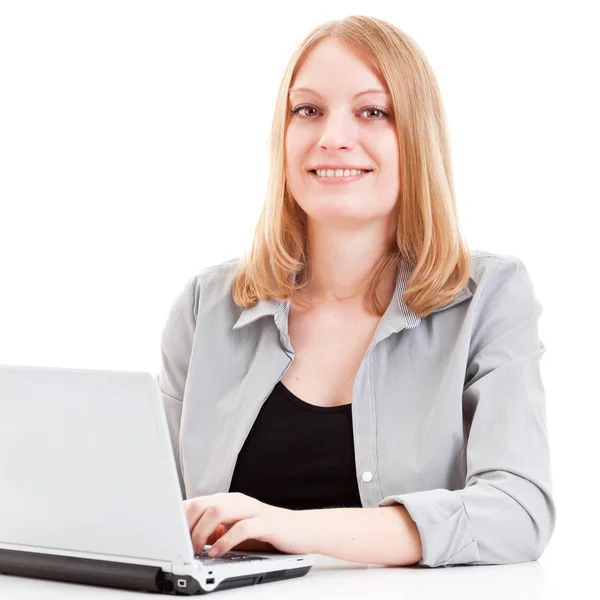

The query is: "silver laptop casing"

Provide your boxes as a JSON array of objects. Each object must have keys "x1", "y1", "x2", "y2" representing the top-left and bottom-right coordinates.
[{"x1": 0, "y1": 365, "x2": 315, "y2": 593}]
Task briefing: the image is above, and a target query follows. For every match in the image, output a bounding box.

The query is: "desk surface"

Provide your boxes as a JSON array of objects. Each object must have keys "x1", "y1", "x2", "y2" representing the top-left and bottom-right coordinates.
[{"x1": 0, "y1": 548, "x2": 571, "y2": 600}]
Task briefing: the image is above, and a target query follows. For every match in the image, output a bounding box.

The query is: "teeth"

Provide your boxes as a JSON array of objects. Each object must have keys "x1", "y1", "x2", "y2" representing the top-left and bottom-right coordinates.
[{"x1": 315, "y1": 168, "x2": 366, "y2": 178}]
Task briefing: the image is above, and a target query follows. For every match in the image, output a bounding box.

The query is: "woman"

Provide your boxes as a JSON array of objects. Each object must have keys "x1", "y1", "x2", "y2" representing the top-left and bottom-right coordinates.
[{"x1": 159, "y1": 15, "x2": 556, "y2": 568}]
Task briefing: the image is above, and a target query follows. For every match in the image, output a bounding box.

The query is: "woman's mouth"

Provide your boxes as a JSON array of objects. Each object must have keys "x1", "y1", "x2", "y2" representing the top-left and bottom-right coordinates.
[{"x1": 309, "y1": 169, "x2": 373, "y2": 184}]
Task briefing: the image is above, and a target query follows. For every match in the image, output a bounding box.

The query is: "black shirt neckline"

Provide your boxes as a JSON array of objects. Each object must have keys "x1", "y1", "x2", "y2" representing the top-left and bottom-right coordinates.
[{"x1": 276, "y1": 381, "x2": 352, "y2": 414}]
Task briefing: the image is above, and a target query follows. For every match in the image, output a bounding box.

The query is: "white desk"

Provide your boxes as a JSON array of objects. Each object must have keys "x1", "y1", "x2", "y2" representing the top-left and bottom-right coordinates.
[{"x1": 0, "y1": 551, "x2": 571, "y2": 599}]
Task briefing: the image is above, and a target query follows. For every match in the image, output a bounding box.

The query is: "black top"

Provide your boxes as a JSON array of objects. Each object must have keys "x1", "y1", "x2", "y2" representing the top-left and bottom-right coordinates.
[{"x1": 228, "y1": 381, "x2": 363, "y2": 510}]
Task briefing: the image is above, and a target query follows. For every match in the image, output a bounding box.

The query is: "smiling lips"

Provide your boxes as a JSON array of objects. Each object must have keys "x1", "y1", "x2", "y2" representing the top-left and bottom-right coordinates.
[{"x1": 309, "y1": 169, "x2": 372, "y2": 184}]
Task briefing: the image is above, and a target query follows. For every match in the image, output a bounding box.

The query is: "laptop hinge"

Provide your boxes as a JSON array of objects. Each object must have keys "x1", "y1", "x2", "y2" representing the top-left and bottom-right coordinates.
[{"x1": 0, "y1": 548, "x2": 174, "y2": 594}]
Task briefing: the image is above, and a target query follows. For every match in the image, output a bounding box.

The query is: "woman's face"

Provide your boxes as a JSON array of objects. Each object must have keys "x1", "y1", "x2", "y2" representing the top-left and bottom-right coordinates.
[{"x1": 285, "y1": 38, "x2": 400, "y2": 230}]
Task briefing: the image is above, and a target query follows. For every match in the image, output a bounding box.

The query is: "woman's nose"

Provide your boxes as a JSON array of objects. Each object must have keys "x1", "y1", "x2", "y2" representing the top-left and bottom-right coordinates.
[{"x1": 318, "y1": 113, "x2": 357, "y2": 151}]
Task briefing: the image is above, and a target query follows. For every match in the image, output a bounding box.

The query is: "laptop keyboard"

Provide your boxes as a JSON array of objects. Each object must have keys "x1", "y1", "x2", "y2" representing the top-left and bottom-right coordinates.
[{"x1": 195, "y1": 549, "x2": 269, "y2": 564}]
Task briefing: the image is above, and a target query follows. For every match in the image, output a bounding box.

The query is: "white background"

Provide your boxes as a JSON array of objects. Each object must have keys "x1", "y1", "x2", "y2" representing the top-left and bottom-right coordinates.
[{"x1": 1, "y1": 0, "x2": 598, "y2": 583}]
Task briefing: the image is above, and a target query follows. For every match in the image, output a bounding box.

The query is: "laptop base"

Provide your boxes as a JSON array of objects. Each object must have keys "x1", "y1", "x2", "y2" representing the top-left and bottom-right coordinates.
[{"x1": 0, "y1": 548, "x2": 312, "y2": 595}]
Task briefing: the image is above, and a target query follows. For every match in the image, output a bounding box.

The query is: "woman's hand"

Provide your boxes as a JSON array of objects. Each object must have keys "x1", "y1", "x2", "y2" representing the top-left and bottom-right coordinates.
[{"x1": 183, "y1": 492, "x2": 315, "y2": 557}]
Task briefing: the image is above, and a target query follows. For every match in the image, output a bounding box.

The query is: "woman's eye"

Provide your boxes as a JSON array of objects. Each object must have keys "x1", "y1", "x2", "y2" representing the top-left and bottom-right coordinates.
[
  {"x1": 363, "y1": 108, "x2": 387, "y2": 119},
  {"x1": 291, "y1": 105, "x2": 318, "y2": 118},
  {"x1": 289, "y1": 104, "x2": 389, "y2": 120}
]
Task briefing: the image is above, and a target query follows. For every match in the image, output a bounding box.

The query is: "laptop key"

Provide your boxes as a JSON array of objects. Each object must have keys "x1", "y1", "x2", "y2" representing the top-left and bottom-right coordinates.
[
  {"x1": 195, "y1": 550, "x2": 267, "y2": 562},
  {"x1": 196, "y1": 557, "x2": 268, "y2": 564}
]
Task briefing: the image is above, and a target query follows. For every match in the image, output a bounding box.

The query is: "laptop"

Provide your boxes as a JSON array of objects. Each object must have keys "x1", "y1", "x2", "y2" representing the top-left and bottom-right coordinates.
[{"x1": 0, "y1": 364, "x2": 315, "y2": 594}]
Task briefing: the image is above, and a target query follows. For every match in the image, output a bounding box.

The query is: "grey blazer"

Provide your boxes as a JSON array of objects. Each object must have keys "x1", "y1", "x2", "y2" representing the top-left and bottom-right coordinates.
[{"x1": 157, "y1": 249, "x2": 556, "y2": 568}]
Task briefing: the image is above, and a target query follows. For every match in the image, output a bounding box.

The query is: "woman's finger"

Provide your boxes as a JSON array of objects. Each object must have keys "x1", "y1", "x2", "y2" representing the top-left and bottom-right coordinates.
[
  {"x1": 184, "y1": 493, "x2": 230, "y2": 533},
  {"x1": 192, "y1": 504, "x2": 237, "y2": 553},
  {"x1": 206, "y1": 523, "x2": 227, "y2": 547},
  {"x1": 209, "y1": 518, "x2": 264, "y2": 557}
]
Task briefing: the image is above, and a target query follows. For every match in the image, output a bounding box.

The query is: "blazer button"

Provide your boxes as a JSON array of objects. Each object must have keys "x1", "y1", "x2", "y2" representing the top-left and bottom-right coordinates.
[{"x1": 362, "y1": 471, "x2": 373, "y2": 482}]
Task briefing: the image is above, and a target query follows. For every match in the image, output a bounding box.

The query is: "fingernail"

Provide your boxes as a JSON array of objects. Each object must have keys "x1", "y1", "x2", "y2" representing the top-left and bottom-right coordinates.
[{"x1": 208, "y1": 547, "x2": 220, "y2": 557}]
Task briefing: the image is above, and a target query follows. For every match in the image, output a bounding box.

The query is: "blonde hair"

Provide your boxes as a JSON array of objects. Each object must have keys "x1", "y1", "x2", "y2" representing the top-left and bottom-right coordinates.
[{"x1": 231, "y1": 15, "x2": 472, "y2": 319}]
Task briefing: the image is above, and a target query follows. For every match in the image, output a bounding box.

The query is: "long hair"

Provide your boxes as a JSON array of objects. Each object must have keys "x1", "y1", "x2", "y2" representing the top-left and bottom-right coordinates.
[{"x1": 231, "y1": 15, "x2": 472, "y2": 319}]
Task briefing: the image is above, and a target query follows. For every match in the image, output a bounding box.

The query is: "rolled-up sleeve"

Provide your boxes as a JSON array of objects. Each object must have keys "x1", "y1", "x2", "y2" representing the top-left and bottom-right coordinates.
[
  {"x1": 154, "y1": 275, "x2": 197, "y2": 498},
  {"x1": 379, "y1": 255, "x2": 557, "y2": 567}
]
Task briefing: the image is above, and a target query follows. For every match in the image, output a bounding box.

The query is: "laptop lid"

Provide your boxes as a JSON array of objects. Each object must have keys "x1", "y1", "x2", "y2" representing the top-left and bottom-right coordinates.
[{"x1": 0, "y1": 364, "x2": 195, "y2": 566}]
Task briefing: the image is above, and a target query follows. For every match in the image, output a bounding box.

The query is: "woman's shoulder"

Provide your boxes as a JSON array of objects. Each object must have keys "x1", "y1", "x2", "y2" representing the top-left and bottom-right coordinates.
[
  {"x1": 185, "y1": 256, "x2": 241, "y2": 292},
  {"x1": 175, "y1": 257, "x2": 243, "y2": 319},
  {"x1": 469, "y1": 248, "x2": 528, "y2": 285}
]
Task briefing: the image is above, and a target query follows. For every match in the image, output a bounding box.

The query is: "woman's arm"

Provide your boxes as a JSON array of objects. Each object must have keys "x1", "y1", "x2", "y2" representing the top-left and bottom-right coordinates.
[{"x1": 301, "y1": 505, "x2": 423, "y2": 566}]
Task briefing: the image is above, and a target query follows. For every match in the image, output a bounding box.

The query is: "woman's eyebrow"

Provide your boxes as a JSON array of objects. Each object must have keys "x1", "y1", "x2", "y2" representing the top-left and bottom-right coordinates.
[{"x1": 289, "y1": 87, "x2": 389, "y2": 99}]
